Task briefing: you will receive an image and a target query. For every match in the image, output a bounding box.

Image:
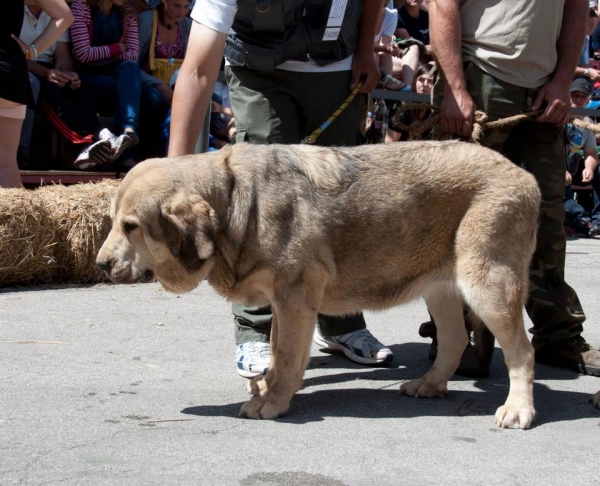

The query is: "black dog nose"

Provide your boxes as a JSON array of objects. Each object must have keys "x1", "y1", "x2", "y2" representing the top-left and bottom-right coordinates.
[{"x1": 96, "y1": 259, "x2": 112, "y2": 273}]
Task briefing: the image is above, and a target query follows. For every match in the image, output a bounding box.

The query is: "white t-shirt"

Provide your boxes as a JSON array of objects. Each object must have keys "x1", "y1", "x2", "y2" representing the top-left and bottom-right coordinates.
[
  {"x1": 20, "y1": 6, "x2": 70, "y2": 65},
  {"x1": 375, "y1": 8, "x2": 398, "y2": 44},
  {"x1": 191, "y1": 0, "x2": 353, "y2": 72}
]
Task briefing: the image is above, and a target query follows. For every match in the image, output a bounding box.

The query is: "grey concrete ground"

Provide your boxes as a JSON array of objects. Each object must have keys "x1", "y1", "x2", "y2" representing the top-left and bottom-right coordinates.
[{"x1": 1, "y1": 237, "x2": 599, "y2": 485}]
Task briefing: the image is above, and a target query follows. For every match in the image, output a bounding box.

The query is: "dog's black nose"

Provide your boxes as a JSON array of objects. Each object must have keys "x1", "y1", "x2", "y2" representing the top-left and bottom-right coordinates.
[{"x1": 96, "y1": 259, "x2": 112, "y2": 273}]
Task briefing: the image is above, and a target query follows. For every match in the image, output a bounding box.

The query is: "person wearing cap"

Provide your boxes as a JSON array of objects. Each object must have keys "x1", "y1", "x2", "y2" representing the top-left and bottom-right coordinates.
[
  {"x1": 421, "y1": 0, "x2": 600, "y2": 378},
  {"x1": 564, "y1": 77, "x2": 600, "y2": 237}
]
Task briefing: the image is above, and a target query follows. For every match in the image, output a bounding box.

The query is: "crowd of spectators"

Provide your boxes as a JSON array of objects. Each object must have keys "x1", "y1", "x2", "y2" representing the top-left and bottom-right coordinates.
[{"x1": 9, "y1": 0, "x2": 600, "y2": 238}]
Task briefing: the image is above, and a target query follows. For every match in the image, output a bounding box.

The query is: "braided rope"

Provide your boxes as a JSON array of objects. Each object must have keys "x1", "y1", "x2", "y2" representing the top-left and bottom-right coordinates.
[
  {"x1": 393, "y1": 104, "x2": 600, "y2": 142},
  {"x1": 301, "y1": 81, "x2": 364, "y2": 145}
]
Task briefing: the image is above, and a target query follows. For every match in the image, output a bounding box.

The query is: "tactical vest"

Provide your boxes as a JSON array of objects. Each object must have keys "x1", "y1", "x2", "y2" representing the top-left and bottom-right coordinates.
[{"x1": 224, "y1": 0, "x2": 363, "y2": 71}]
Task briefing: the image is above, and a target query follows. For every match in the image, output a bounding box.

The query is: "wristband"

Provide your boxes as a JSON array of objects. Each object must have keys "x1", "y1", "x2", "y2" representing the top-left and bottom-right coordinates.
[{"x1": 29, "y1": 43, "x2": 38, "y2": 60}]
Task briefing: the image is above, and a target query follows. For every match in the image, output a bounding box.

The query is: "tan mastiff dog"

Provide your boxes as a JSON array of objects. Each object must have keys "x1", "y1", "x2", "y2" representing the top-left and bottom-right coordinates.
[{"x1": 97, "y1": 141, "x2": 541, "y2": 429}]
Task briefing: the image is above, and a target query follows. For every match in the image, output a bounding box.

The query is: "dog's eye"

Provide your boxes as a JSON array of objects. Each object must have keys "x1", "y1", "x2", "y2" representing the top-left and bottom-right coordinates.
[{"x1": 122, "y1": 222, "x2": 138, "y2": 234}]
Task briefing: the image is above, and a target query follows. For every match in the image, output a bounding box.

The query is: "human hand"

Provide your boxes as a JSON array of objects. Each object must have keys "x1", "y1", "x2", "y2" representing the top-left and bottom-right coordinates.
[
  {"x1": 157, "y1": 83, "x2": 174, "y2": 105},
  {"x1": 565, "y1": 171, "x2": 573, "y2": 186},
  {"x1": 589, "y1": 68, "x2": 600, "y2": 82},
  {"x1": 119, "y1": 42, "x2": 128, "y2": 53},
  {"x1": 387, "y1": 42, "x2": 399, "y2": 57},
  {"x1": 46, "y1": 68, "x2": 72, "y2": 87},
  {"x1": 582, "y1": 168, "x2": 594, "y2": 183},
  {"x1": 440, "y1": 87, "x2": 476, "y2": 138},
  {"x1": 532, "y1": 79, "x2": 571, "y2": 125},
  {"x1": 350, "y1": 46, "x2": 380, "y2": 93},
  {"x1": 66, "y1": 72, "x2": 81, "y2": 89}
]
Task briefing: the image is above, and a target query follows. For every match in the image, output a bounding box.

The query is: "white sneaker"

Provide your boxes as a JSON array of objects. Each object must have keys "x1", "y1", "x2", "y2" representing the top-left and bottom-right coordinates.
[
  {"x1": 236, "y1": 341, "x2": 271, "y2": 378},
  {"x1": 313, "y1": 328, "x2": 393, "y2": 365},
  {"x1": 73, "y1": 139, "x2": 113, "y2": 170}
]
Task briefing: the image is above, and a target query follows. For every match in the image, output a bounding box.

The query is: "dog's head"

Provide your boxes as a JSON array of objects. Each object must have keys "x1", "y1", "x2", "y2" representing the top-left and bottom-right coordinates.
[{"x1": 96, "y1": 161, "x2": 218, "y2": 294}]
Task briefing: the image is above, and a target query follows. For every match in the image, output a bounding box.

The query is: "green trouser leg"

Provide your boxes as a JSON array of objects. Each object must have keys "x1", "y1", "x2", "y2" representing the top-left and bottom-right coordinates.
[
  {"x1": 448, "y1": 63, "x2": 586, "y2": 349},
  {"x1": 227, "y1": 66, "x2": 369, "y2": 345},
  {"x1": 233, "y1": 304, "x2": 367, "y2": 345}
]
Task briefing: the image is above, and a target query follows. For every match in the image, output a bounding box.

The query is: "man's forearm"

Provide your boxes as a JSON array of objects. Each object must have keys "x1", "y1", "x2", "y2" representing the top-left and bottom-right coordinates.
[
  {"x1": 168, "y1": 24, "x2": 226, "y2": 156},
  {"x1": 428, "y1": 0, "x2": 465, "y2": 94},
  {"x1": 169, "y1": 70, "x2": 213, "y2": 156},
  {"x1": 357, "y1": 0, "x2": 386, "y2": 55}
]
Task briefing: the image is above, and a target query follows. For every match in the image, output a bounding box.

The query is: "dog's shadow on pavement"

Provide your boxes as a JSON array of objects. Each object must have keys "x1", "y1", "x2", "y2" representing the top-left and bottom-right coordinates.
[{"x1": 181, "y1": 342, "x2": 600, "y2": 427}]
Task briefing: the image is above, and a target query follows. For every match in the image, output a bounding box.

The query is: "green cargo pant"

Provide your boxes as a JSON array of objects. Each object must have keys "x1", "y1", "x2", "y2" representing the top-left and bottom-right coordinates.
[
  {"x1": 225, "y1": 66, "x2": 369, "y2": 344},
  {"x1": 433, "y1": 62, "x2": 586, "y2": 349}
]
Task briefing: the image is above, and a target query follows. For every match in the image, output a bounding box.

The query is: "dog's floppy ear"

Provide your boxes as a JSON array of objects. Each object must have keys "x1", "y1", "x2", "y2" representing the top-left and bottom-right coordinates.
[{"x1": 160, "y1": 193, "x2": 217, "y2": 261}]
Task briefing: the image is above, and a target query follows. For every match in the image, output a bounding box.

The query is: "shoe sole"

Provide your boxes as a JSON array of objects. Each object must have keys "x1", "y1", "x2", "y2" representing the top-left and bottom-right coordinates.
[
  {"x1": 236, "y1": 365, "x2": 267, "y2": 379},
  {"x1": 313, "y1": 334, "x2": 393, "y2": 365}
]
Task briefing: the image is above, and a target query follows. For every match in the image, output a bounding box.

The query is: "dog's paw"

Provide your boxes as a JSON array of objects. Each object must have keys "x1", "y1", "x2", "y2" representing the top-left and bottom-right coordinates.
[
  {"x1": 495, "y1": 403, "x2": 535, "y2": 429},
  {"x1": 239, "y1": 395, "x2": 289, "y2": 420},
  {"x1": 591, "y1": 391, "x2": 600, "y2": 409},
  {"x1": 246, "y1": 376, "x2": 268, "y2": 396},
  {"x1": 399, "y1": 379, "x2": 447, "y2": 398}
]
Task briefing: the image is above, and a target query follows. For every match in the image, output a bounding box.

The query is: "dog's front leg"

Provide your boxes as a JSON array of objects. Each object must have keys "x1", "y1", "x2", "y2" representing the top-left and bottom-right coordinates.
[{"x1": 240, "y1": 274, "x2": 324, "y2": 419}]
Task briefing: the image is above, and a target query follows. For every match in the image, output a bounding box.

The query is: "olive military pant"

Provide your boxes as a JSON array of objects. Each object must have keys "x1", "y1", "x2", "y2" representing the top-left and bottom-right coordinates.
[{"x1": 433, "y1": 62, "x2": 586, "y2": 349}]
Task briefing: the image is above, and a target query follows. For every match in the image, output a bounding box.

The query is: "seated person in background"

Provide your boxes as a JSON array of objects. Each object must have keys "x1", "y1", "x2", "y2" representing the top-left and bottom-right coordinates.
[
  {"x1": 70, "y1": 0, "x2": 142, "y2": 169},
  {"x1": 395, "y1": 0, "x2": 431, "y2": 54},
  {"x1": 385, "y1": 63, "x2": 433, "y2": 143},
  {"x1": 137, "y1": 0, "x2": 192, "y2": 158},
  {"x1": 374, "y1": 3, "x2": 404, "y2": 90},
  {"x1": 210, "y1": 79, "x2": 236, "y2": 148},
  {"x1": 564, "y1": 78, "x2": 600, "y2": 237},
  {"x1": 575, "y1": 8, "x2": 600, "y2": 82},
  {"x1": 19, "y1": 2, "x2": 104, "y2": 169}
]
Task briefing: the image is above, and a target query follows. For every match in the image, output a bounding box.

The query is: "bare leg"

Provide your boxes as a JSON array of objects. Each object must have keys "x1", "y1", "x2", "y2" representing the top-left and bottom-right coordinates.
[
  {"x1": 0, "y1": 108, "x2": 25, "y2": 188},
  {"x1": 392, "y1": 44, "x2": 420, "y2": 87}
]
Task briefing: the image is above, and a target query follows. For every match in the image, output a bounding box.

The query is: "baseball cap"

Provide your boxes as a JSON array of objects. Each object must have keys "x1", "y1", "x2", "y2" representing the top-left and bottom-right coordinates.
[{"x1": 570, "y1": 77, "x2": 592, "y2": 95}]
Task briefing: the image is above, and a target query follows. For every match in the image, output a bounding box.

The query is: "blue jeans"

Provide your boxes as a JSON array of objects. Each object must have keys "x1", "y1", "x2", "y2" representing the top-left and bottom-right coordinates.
[
  {"x1": 138, "y1": 81, "x2": 169, "y2": 158},
  {"x1": 79, "y1": 60, "x2": 141, "y2": 134}
]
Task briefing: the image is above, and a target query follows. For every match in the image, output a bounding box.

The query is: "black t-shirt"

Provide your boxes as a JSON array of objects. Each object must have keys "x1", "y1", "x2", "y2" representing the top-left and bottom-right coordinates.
[
  {"x1": 0, "y1": 0, "x2": 30, "y2": 105},
  {"x1": 396, "y1": 6, "x2": 430, "y2": 45}
]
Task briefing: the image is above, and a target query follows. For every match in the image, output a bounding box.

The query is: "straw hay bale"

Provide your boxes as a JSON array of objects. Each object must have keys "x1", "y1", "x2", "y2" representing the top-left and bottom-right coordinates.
[{"x1": 0, "y1": 180, "x2": 120, "y2": 286}]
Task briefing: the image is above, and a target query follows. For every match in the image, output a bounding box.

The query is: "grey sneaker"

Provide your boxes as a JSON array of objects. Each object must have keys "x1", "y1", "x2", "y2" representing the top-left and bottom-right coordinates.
[
  {"x1": 73, "y1": 139, "x2": 113, "y2": 170},
  {"x1": 314, "y1": 328, "x2": 393, "y2": 365},
  {"x1": 236, "y1": 341, "x2": 271, "y2": 378}
]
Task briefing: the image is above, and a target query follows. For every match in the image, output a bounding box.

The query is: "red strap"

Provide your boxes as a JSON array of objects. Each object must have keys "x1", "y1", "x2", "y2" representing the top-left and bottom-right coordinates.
[{"x1": 39, "y1": 101, "x2": 95, "y2": 145}]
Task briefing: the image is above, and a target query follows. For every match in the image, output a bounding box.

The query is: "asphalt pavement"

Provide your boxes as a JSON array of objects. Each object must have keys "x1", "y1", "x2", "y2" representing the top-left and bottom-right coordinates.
[{"x1": 1, "y1": 236, "x2": 599, "y2": 485}]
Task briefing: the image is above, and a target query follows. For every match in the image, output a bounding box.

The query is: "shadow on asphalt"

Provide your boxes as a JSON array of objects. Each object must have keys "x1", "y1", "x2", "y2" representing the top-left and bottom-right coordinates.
[{"x1": 181, "y1": 342, "x2": 600, "y2": 427}]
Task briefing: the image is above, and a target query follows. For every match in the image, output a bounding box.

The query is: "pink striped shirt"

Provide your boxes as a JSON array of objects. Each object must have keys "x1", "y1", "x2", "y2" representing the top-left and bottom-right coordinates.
[{"x1": 70, "y1": 1, "x2": 139, "y2": 64}]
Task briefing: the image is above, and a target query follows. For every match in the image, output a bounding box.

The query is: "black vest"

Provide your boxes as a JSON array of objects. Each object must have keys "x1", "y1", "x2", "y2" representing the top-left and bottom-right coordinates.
[{"x1": 224, "y1": 0, "x2": 363, "y2": 71}]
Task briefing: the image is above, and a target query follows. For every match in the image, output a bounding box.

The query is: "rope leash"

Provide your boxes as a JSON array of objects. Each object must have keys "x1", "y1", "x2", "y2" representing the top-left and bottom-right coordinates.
[
  {"x1": 301, "y1": 81, "x2": 364, "y2": 145},
  {"x1": 393, "y1": 103, "x2": 600, "y2": 142}
]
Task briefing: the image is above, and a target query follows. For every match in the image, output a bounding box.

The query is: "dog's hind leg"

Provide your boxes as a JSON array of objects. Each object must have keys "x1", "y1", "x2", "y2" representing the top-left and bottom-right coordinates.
[
  {"x1": 460, "y1": 266, "x2": 535, "y2": 429},
  {"x1": 400, "y1": 283, "x2": 469, "y2": 398}
]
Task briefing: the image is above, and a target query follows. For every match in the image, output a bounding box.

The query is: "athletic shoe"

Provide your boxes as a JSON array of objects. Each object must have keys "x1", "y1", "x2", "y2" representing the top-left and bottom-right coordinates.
[
  {"x1": 236, "y1": 341, "x2": 271, "y2": 378},
  {"x1": 109, "y1": 132, "x2": 139, "y2": 160},
  {"x1": 73, "y1": 139, "x2": 113, "y2": 170},
  {"x1": 313, "y1": 328, "x2": 393, "y2": 365}
]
